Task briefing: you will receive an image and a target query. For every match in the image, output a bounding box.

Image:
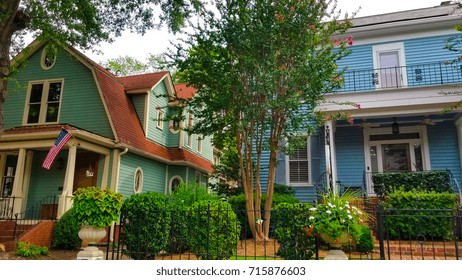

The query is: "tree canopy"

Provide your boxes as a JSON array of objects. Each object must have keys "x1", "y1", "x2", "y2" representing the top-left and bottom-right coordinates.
[{"x1": 170, "y1": 0, "x2": 353, "y2": 239}]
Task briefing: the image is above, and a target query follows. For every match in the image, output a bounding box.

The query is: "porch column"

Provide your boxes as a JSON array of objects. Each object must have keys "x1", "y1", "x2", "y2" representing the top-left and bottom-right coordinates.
[
  {"x1": 57, "y1": 145, "x2": 77, "y2": 218},
  {"x1": 11, "y1": 148, "x2": 27, "y2": 215},
  {"x1": 324, "y1": 121, "x2": 338, "y2": 195}
]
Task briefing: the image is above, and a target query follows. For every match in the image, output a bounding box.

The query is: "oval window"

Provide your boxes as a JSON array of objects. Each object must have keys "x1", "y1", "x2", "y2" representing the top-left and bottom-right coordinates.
[{"x1": 133, "y1": 168, "x2": 143, "y2": 193}]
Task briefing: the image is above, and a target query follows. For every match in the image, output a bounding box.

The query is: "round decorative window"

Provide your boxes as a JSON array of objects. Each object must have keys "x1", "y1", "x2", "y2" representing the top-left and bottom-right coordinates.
[
  {"x1": 40, "y1": 47, "x2": 57, "y2": 70},
  {"x1": 133, "y1": 167, "x2": 143, "y2": 193}
]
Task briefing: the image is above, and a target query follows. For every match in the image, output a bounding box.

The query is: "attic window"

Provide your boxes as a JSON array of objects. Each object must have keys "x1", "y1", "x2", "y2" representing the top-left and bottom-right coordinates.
[{"x1": 40, "y1": 47, "x2": 57, "y2": 70}]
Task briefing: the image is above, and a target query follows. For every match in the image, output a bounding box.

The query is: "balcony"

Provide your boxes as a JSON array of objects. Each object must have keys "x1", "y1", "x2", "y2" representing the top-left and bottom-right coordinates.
[{"x1": 335, "y1": 60, "x2": 462, "y2": 93}]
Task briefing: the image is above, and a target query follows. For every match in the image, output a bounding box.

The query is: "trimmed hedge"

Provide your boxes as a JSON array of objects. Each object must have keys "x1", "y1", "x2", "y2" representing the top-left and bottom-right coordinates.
[
  {"x1": 272, "y1": 203, "x2": 316, "y2": 260},
  {"x1": 372, "y1": 170, "x2": 453, "y2": 195},
  {"x1": 189, "y1": 200, "x2": 239, "y2": 260},
  {"x1": 382, "y1": 190, "x2": 458, "y2": 240},
  {"x1": 227, "y1": 193, "x2": 300, "y2": 239},
  {"x1": 52, "y1": 207, "x2": 81, "y2": 250},
  {"x1": 121, "y1": 192, "x2": 171, "y2": 260},
  {"x1": 167, "y1": 184, "x2": 219, "y2": 253}
]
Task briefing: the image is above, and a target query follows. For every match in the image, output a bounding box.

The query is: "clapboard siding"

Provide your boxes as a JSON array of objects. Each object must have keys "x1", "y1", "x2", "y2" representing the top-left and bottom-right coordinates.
[
  {"x1": 6, "y1": 46, "x2": 114, "y2": 138},
  {"x1": 427, "y1": 121, "x2": 462, "y2": 190},
  {"x1": 118, "y1": 152, "x2": 167, "y2": 197},
  {"x1": 335, "y1": 126, "x2": 365, "y2": 187}
]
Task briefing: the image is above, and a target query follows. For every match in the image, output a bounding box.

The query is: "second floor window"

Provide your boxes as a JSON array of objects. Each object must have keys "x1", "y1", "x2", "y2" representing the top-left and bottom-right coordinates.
[{"x1": 25, "y1": 80, "x2": 63, "y2": 124}]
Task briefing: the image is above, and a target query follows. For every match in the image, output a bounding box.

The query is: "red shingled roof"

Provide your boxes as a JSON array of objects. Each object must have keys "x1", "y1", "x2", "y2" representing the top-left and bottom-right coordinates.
[
  {"x1": 92, "y1": 64, "x2": 212, "y2": 172},
  {"x1": 175, "y1": 83, "x2": 197, "y2": 99},
  {"x1": 119, "y1": 72, "x2": 170, "y2": 92}
]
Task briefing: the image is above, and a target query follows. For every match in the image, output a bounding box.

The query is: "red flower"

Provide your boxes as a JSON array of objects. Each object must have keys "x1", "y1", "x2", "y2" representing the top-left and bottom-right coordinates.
[
  {"x1": 309, "y1": 24, "x2": 315, "y2": 30},
  {"x1": 347, "y1": 35, "x2": 353, "y2": 46},
  {"x1": 356, "y1": 103, "x2": 361, "y2": 109},
  {"x1": 156, "y1": 106, "x2": 161, "y2": 111},
  {"x1": 349, "y1": 118, "x2": 354, "y2": 125},
  {"x1": 332, "y1": 38, "x2": 339, "y2": 45}
]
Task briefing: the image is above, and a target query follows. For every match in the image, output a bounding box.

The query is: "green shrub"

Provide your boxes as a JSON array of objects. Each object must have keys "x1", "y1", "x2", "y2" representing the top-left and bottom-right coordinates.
[
  {"x1": 52, "y1": 208, "x2": 81, "y2": 250},
  {"x1": 121, "y1": 192, "x2": 171, "y2": 260},
  {"x1": 382, "y1": 190, "x2": 457, "y2": 240},
  {"x1": 189, "y1": 200, "x2": 239, "y2": 260},
  {"x1": 228, "y1": 193, "x2": 299, "y2": 239},
  {"x1": 274, "y1": 184, "x2": 296, "y2": 196},
  {"x1": 272, "y1": 203, "x2": 316, "y2": 260},
  {"x1": 167, "y1": 184, "x2": 219, "y2": 253},
  {"x1": 372, "y1": 171, "x2": 453, "y2": 195},
  {"x1": 16, "y1": 242, "x2": 49, "y2": 258},
  {"x1": 355, "y1": 225, "x2": 374, "y2": 254}
]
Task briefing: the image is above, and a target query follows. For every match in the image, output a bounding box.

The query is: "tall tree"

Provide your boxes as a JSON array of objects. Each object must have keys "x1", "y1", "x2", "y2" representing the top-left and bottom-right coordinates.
[
  {"x1": 0, "y1": 0, "x2": 201, "y2": 133},
  {"x1": 171, "y1": 0, "x2": 353, "y2": 240},
  {"x1": 101, "y1": 54, "x2": 170, "y2": 76}
]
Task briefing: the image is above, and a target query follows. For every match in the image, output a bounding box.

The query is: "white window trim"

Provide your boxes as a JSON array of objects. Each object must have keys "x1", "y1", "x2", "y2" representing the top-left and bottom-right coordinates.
[
  {"x1": 168, "y1": 175, "x2": 183, "y2": 193},
  {"x1": 133, "y1": 167, "x2": 143, "y2": 194},
  {"x1": 285, "y1": 137, "x2": 312, "y2": 186},
  {"x1": 23, "y1": 79, "x2": 64, "y2": 125},
  {"x1": 187, "y1": 114, "x2": 194, "y2": 147},
  {"x1": 197, "y1": 135, "x2": 203, "y2": 153},
  {"x1": 372, "y1": 42, "x2": 408, "y2": 88},
  {"x1": 156, "y1": 110, "x2": 164, "y2": 129},
  {"x1": 40, "y1": 47, "x2": 57, "y2": 70}
]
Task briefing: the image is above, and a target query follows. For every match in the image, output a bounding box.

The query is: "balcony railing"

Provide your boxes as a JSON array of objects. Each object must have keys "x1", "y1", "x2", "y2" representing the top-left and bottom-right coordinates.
[{"x1": 335, "y1": 60, "x2": 462, "y2": 93}]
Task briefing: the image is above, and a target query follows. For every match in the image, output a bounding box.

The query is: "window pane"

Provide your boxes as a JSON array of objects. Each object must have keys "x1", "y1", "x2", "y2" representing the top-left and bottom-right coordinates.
[
  {"x1": 289, "y1": 161, "x2": 309, "y2": 183},
  {"x1": 27, "y1": 104, "x2": 41, "y2": 123},
  {"x1": 382, "y1": 143, "x2": 410, "y2": 172},
  {"x1": 30, "y1": 84, "x2": 43, "y2": 103},
  {"x1": 46, "y1": 103, "x2": 59, "y2": 122},
  {"x1": 414, "y1": 144, "x2": 423, "y2": 171},
  {"x1": 48, "y1": 82, "x2": 62, "y2": 102}
]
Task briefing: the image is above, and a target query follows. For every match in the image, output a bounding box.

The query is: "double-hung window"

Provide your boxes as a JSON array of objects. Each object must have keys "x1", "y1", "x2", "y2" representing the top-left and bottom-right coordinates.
[
  {"x1": 287, "y1": 137, "x2": 311, "y2": 185},
  {"x1": 25, "y1": 80, "x2": 63, "y2": 125}
]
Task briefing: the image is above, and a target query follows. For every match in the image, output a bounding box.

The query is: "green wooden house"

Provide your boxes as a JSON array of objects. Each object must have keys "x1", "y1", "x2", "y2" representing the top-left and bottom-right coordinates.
[{"x1": 0, "y1": 40, "x2": 214, "y2": 222}]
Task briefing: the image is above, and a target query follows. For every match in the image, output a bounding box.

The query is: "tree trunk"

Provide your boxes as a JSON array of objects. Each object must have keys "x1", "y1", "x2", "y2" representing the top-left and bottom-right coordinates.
[
  {"x1": 262, "y1": 146, "x2": 277, "y2": 238},
  {"x1": 0, "y1": 0, "x2": 22, "y2": 134}
]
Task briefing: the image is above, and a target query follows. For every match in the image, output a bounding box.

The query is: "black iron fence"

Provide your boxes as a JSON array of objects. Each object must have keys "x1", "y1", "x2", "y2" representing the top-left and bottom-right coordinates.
[
  {"x1": 104, "y1": 200, "x2": 461, "y2": 260},
  {"x1": 377, "y1": 205, "x2": 462, "y2": 260},
  {"x1": 336, "y1": 60, "x2": 462, "y2": 93},
  {"x1": 13, "y1": 195, "x2": 58, "y2": 239}
]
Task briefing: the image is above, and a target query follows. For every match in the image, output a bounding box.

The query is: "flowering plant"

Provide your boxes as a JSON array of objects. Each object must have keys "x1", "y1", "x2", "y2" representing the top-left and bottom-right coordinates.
[{"x1": 307, "y1": 190, "x2": 366, "y2": 245}]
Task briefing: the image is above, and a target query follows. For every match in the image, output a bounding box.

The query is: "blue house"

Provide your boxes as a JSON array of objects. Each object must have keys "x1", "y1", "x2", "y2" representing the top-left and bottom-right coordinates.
[{"x1": 274, "y1": 2, "x2": 462, "y2": 202}]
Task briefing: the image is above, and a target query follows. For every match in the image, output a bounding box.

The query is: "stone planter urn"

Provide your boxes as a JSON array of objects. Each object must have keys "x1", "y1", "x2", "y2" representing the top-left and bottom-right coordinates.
[
  {"x1": 319, "y1": 232, "x2": 350, "y2": 260},
  {"x1": 77, "y1": 226, "x2": 107, "y2": 260}
]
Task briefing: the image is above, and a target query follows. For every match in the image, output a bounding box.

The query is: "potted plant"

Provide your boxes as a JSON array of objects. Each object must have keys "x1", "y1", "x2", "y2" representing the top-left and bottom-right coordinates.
[
  {"x1": 72, "y1": 186, "x2": 123, "y2": 259},
  {"x1": 308, "y1": 189, "x2": 366, "y2": 252}
]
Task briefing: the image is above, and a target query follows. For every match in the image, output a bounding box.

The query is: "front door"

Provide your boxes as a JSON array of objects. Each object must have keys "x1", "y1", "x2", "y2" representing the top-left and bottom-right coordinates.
[
  {"x1": 73, "y1": 152, "x2": 99, "y2": 192},
  {"x1": 365, "y1": 127, "x2": 428, "y2": 194}
]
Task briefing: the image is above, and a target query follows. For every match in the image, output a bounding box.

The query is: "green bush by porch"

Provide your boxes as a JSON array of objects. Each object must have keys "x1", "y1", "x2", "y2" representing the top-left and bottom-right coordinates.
[
  {"x1": 372, "y1": 170, "x2": 453, "y2": 195},
  {"x1": 381, "y1": 190, "x2": 458, "y2": 240}
]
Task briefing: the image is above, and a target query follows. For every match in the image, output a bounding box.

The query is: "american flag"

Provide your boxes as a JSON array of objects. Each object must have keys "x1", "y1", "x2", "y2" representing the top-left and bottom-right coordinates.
[{"x1": 42, "y1": 129, "x2": 72, "y2": 170}]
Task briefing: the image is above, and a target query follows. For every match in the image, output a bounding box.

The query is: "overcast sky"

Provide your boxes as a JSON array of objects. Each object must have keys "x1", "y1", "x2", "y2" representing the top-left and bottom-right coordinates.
[{"x1": 84, "y1": 0, "x2": 446, "y2": 63}]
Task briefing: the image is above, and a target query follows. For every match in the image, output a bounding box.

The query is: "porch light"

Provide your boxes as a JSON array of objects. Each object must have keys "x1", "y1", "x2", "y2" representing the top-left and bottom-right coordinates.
[
  {"x1": 392, "y1": 118, "x2": 399, "y2": 134},
  {"x1": 85, "y1": 164, "x2": 94, "y2": 177}
]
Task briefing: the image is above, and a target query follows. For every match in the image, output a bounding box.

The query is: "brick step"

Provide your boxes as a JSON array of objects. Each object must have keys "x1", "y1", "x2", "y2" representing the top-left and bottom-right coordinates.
[
  {"x1": 3, "y1": 240, "x2": 17, "y2": 251},
  {"x1": 0, "y1": 221, "x2": 16, "y2": 231}
]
